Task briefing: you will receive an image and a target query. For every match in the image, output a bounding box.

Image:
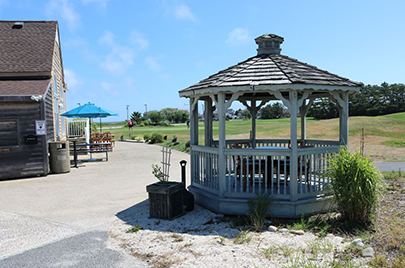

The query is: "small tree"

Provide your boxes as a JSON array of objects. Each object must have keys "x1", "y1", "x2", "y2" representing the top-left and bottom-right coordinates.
[
  {"x1": 260, "y1": 102, "x2": 286, "y2": 119},
  {"x1": 148, "y1": 110, "x2": 163, "y2": 125},
  {"x1": 130, "y1": 111, "x2": 143, "y2": 125}
]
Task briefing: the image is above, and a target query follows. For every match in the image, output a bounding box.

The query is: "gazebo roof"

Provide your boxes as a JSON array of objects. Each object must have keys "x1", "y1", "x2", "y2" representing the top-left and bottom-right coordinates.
[{"x1": 180, "y1": 34, "x2": 362, "y2": 96}]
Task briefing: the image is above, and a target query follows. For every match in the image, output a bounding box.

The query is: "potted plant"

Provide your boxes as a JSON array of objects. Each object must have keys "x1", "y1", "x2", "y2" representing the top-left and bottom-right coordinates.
[{"x1": 146, "y1": 164, "x2": 184, "y2": 220}]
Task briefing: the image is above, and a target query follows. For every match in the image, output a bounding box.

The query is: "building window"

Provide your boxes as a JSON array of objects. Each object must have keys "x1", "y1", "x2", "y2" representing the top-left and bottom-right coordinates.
[{"x1": 0, "y1": 120, "x2": 18, "y2": 147}]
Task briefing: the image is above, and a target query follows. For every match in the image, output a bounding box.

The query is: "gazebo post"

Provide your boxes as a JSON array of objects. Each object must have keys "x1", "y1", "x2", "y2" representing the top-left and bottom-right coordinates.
[
  {"x1": 299, "y1": 97, "x2": 314, "y2": 142},
  {"x1": 189, "y1": 97, "x2": 199, "y2": 146},
  {"x1": 217, "y1": 93, "x2": 227, "y2": 198},
  {"x1": 204, "y1": 99, "x2": 213, "y2": 147},
  {"x1": 251, "y1": 100, "x2": 257, "y2": 148},
  {"x1": 300, "y1": 105, "x2": 306, "y2": 140},
  {"x1": 289, "y1": 90, "x2": 299, "y2": 202},
  {"x1": 331, "y1": 91, "x2": 349, "y2": 147},
  {"x1": 342, "y1": 92, "x2": 349, "y2": 147}
]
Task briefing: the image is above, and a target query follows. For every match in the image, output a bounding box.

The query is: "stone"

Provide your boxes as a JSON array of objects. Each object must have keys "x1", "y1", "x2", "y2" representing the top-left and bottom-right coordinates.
[
  {"x1": 290, "y1": 230, "x2": 305, "y2": 235},
  {"x1": 268, "y1": 225, "x2": 278, "y2": 232},
  {"x1": 362, "y1": 247, "x2": 374, "y2": 257},
  {"x1": 352, "y1": 238, "x2": 364, "y2": 247},
  {"x1": 326, "y1": 233, "x2": 334, "y2": 237},
  {"x1": 333, "y1": 236, "x2": 344, "y2": 243},
  {"x1": 279, "y1": 228, "x2": 289, "y2": 233}
]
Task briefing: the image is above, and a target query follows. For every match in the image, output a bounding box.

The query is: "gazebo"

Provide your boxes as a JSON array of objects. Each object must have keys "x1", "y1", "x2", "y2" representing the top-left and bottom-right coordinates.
[{"x1": 179, "y1": 34, "x2": 362, "y2": 218}]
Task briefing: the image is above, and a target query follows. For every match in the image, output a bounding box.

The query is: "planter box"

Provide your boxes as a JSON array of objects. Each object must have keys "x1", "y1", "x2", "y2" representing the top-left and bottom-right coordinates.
[{"x1": 146, "y1": 182, "x2": 185, "y2": 220}]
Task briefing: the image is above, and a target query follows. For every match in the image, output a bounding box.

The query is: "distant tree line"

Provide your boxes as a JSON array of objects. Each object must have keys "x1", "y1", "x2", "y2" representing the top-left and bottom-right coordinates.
[
  {"x1": 308, "y1": 83, "x2": 405, "y2": 119},
  {"x1": 130, "y1": 108, "x2": 189, "y2": 126},
  {"x1": 259, "y1": 102, "x2": 289, "y2": 119}
]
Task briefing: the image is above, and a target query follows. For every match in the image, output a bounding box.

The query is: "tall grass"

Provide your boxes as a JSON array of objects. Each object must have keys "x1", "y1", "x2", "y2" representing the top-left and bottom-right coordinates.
[
  {"x1": 247, "y1": 193, "x2": 273, "y2": 231},
  {"x1": 327, "y1": 148, "x2": 383, "y2": 222}
]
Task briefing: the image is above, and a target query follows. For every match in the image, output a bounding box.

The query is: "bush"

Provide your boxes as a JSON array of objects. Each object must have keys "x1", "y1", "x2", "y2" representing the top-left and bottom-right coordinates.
[
  {"x1": 159, "y1": 120, "x2": 171, "y2": 127},
  {"x1": 149, "y1": 133, "x2": 163, "y2": 144},
  {"x1": 327, "y1": 148, "x2": 383, "y2": 222},
  {"x1": 143, "y1": 134, "x2": 150, "y2": 142}
]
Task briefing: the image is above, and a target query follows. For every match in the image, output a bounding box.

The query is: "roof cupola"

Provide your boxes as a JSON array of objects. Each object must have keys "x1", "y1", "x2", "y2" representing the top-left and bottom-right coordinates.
[{"x1": 255, "y1": 33, "x2": 284, "y2": 55}]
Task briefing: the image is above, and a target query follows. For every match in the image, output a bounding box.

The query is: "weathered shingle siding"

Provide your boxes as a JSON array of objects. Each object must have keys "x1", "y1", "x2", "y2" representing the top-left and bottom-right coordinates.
[
  {"x1": 44, "y1": 84, "x2": 54, "y2": 142},
  {"x1": 50, "y1": 25, "x2": 67, "y2": 140},
  {"x1": 0, "y1": 101, "x2": 47, "y2": 179}
]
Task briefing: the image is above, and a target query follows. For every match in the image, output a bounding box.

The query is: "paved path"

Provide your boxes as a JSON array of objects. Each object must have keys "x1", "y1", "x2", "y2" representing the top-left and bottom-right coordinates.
[
  {"x1": 375, "y1": 162, "x2": 405, "y2": 172},
  {"x1": 0, "y1": 142, "x2": 189, "y2": 267}
]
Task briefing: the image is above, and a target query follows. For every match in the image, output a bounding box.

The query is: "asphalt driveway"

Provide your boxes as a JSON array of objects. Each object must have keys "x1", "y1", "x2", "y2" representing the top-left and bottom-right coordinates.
[{"x1": 0, "y1": 141, "x2": 189, "y2": 267}]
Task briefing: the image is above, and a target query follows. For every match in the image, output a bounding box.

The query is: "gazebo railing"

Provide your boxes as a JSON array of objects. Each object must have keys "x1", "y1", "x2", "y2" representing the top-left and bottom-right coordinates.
[
  {"x1": 224, "y1": 147, "x2": 292, "y2": 199},
  {"x1": 213, "y1": 139, "x2": 340, "y2": 149},
  {"x1": 296, "y1": 146, "x2": 339, "y2": 199},
  {"x1": 191, "y1": 145, "x2": 220, "y2": 194},
  {"x1": 191, "y1": 142, "x2": 341, "y2": 200}
]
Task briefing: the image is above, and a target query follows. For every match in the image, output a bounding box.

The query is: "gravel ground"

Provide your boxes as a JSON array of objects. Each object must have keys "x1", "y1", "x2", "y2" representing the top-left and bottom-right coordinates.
[{"x1": 109, "y1": 201, "x2": 370, "y2": 267}]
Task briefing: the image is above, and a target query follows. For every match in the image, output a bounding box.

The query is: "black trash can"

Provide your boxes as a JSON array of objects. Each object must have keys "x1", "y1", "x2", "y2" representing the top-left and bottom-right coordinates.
[{"x1": 49, "y1": 141, "x2": 70, "y2": 174}]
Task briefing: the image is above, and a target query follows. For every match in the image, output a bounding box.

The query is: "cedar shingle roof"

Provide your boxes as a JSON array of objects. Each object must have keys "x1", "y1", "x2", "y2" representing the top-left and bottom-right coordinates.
[
  {"x1": 181, "y1": 54, "x2": 361, "y2": 93},
  {"x1": 180, "y1": 34, "x2": 361, "y2": 94},
  {"x1": 0, "y1": 79, "x2": 51, "y2": 95},
  {"x1": 0, "y1": 21, "x2": 57, "y2": 74}
]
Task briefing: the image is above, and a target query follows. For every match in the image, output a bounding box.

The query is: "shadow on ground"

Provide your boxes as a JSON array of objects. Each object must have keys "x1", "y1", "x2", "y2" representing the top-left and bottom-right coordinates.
[{"x1": 115, "y1": 199, "x2": 239, "y2": 237}]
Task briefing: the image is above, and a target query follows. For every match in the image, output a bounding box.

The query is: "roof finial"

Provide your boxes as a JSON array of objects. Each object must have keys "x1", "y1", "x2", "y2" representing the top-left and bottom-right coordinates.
[{"x1": 255, "y1": 34, "x2": 284, "y2": 55}]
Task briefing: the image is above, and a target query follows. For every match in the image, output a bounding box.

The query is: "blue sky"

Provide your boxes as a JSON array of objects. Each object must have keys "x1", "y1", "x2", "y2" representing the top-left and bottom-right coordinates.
[{"x1": 1, "y1": 0, "x2": 404, "y2": 121}]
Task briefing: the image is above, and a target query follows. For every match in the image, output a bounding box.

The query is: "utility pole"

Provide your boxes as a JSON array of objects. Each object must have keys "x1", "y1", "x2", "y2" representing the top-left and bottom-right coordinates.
[
  {"x1": 144, "y1": 103, "x2": 147, "y2": 117},
  {"x1": 126, "y1": 105, "x2": 130, "y2": 139}
]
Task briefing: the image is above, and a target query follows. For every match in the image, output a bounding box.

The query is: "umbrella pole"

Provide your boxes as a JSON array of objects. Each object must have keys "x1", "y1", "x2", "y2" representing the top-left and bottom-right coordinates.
[{"x1": 100, "y1": 118, "x2": 102, "y2": 133}]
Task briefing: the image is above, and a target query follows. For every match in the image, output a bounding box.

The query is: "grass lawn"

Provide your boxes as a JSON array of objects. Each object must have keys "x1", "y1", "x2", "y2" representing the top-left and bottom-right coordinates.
[{"x1": 101, "y1": 112, "x2": 405, "y2": 162}]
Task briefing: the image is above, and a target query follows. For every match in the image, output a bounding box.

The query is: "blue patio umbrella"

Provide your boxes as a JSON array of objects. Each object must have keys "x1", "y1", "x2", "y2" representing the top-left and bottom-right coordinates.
[{"x1": 61, "y1": 102, "x2": 118, "y2": 133}]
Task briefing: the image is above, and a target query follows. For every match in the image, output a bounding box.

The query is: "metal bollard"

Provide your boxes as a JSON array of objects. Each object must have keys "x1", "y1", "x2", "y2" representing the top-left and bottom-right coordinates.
[{"x1": 180, "y1": 160, "x2": 194, "y2": 211}]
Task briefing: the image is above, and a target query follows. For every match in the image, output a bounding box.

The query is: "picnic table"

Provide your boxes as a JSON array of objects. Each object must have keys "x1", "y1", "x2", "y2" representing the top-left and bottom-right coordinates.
[{"x1": 70, "y1": 141, "x2": 112, "y2": 168}]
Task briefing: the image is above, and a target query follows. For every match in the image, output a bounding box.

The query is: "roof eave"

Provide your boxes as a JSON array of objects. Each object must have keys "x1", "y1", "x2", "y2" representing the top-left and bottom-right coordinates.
[
  {"x1": 0, "y1": 71, "x2": 52, "y2": 79},
  {"x1": 179, "y1": 84, "x2": 362, "y2": 98}
]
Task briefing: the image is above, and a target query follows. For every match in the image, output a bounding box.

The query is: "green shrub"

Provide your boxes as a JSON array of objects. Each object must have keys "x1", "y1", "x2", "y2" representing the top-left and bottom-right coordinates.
[
  {"x1": 143, "y1": 134, "x2": 150, "y2": 141},
  {"x1": 149, "y1": 133, "x2": 163, "y2": 144},
  {"x1": 159, "y1": 120, "x2": 171, "y2": 127},
  {"x1": 327, "y1": 148, "x2": 383, "y2": 222}
]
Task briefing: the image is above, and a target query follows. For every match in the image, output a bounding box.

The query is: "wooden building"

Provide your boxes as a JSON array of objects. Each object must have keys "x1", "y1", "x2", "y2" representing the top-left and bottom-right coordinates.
[{"x1": 0, "y1": 21, "x2": 67, "y2": 179}]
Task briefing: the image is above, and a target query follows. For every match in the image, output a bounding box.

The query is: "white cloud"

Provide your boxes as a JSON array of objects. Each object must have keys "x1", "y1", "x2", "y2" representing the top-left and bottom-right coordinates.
[
  {"x1": 130, "y1": 30, "x2": 149, "y2": 50},
  {"x1": 99, "y1": 30, "x2": 115, "y2": 46},
  {"x1": 100, "y1": 78, "x2": 137, "y2": 96},
  {"x1": 64, "y1": 68, "x2": 83, "y2": 94},
  {"x1": 100, "y1": 81, "x2": 119, "y2": 96},
  {"x1": 65, "y1": 36, "x2": 99, "y2": 62},
  {"x1": 46, "y1": 0, "x2": 80, "y2": 32},
  {"x1": 100, "y1": 45, "x2": 135, "y2": 75},
  {"x1": 174, "y1": 4, "x2": 195, "y2": 21},
  {"x1": 81, "y1": 0, "x2": 109, "y2": 10},
  {"x1": 101, "y1": 81, "x2": 114, "y2": 92},
  {"x1": 124, "y1": 77, "x2": 138, "y2": 94},
  {"x1": 145, "y1": 57, "x2": 161, "y2": 71},
  {"x1": 226, "y1": 28, "x2": 250, "y2": 45}
]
